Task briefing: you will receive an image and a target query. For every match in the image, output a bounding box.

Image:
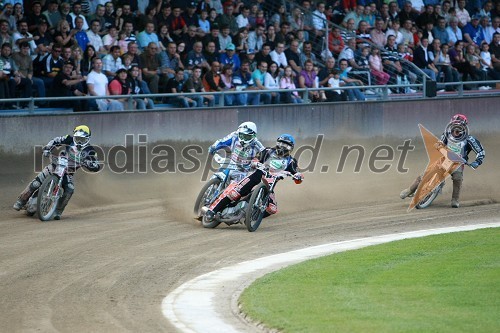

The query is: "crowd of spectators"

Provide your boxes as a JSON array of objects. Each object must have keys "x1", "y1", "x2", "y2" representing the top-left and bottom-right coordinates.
[{"x1": 0, "y1": 0, "x2": 499, "y2": 111}]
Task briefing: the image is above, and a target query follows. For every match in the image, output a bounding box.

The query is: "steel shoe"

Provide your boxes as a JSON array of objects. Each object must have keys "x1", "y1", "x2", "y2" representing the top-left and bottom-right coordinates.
[
  {"x1": 13, "y1": 200, "x2": 25, "y2": 211},
  {"x1": 451, "y1": 199, "x2": 460, "y2": 208},
  {"x1": 400, "y1": 188, "x2": 413, "y2": 199}
]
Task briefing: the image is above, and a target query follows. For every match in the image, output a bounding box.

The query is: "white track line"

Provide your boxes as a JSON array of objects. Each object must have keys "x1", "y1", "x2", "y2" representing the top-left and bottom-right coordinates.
[{"x1": 162, "y1": 222, "x2": 500, "y2": 333}]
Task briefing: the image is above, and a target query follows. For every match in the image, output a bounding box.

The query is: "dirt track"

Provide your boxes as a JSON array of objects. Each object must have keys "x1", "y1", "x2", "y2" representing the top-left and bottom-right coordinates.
[{"x1": 1, "y1": 138, "x2": 499, "y2": 333}]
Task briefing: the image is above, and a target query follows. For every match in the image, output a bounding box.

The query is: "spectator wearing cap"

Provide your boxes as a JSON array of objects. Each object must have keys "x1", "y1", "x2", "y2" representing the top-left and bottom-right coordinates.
[
  {"x1": 183, "y1": 2, "x2": 200, "y2": 28},
  {"x1": 247, "y1": 24, "x2": 265, "y2": 52},
  {"x1": 464, "y1": 15, "x2": 485, "y2": 46},
  {"x1": 69, "y1": 2, "x2": 90, "y2": 31},
  {"x1": 219, "y1": 43, "x2": 241, "y2": 71},
  {"x1": 186, "y1": 41, "x2": 211, "y2": 71},
  {"x1": 52, "y1": 60, "x2": 86, "y2": 111},
  {"x1": 33, "y1": 18, "x2": 54, "y2": 55},
  {"x1": 216, "y1": 3, "x2": 238, "y2": 36},
  {"x1": 270, "y1": 42, "x2": 288, "y2": 70}
]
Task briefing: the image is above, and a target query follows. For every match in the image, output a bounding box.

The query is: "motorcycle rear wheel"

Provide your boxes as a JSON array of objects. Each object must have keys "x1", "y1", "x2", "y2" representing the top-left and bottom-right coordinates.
[
  {"x1": 245, "y1": 183, "x2": 269, "y2": 232},
  {"x1": 37, "y1": 175, "x2": 61, "y2": 221},
  {"x1": 194, "y1": 178, "x2": 222, "y2": 218}
]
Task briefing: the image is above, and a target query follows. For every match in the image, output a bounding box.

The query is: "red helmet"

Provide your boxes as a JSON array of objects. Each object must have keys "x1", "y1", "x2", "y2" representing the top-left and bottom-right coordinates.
[{"x1": 450, "y1": 114, "x2": 468, "y2": 126}]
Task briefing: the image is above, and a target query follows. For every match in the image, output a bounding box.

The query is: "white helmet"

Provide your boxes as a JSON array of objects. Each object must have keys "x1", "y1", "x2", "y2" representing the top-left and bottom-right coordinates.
[{"x1": 237, "y1": 122, "x2": 257, "y2": 146}]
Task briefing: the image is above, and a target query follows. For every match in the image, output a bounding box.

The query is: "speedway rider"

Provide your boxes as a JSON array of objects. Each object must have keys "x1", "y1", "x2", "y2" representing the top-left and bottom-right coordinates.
[
  {"x1": 208, "y1": 121, "x2": 265, "y2": 180},
  {"x1": 13, "y1": 125, "x2": 100, "y2": 219},
  {"x1": 400, "y1": 114, "x2": 485, "y2": 208},
  {"x1": 205, "y1": 134, "x2": 304, "y2": 221}
]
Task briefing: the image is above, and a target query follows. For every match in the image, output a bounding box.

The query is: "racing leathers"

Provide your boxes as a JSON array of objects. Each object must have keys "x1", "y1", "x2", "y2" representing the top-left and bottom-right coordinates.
[
  {"x1": 15, "y1": 135, "x2": 100, "y2": 217},
  {"x1": 209, "y1": 147, "x2": 302, "y2": 217},
  {"x1": 401, "y1": 133, "x2": 485, "y2": 206},
  {"x1": 209, "y1": 131, "x2": 265, "y2": 180}
]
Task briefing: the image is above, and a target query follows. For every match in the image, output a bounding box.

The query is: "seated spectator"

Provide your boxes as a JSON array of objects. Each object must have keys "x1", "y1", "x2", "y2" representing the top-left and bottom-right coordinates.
[
  {"x1": 326, "y1": 68, "x2": 347, "y2": 102},
  {"x1": 413, "y1": 37, "x2": 438, "y2": 81},
  {"x1": 163, "y1": 41, "x2": 184, "y2": 79},
  {"x1": 298, "y1": 59, "x2": 321, "y2": 102},
  {"x1": 108, "y1": 68, "x2": 134, "y2": 109},
  {"x1": 370, "y1": 18, "x2": 387, "y2": 48},
  {"x1": 219, "y1": 64, "x2": 239, "y2": 106},
  {"x1": 264, "y1": 61, "x2": 281, "y2": 104},
  {"x1": 138, "y1": 22, "x2": 160, "y2": 51},
  {"x1": 12, "y1": 20, "x2": 37, "y2": 55},
  {"x1": 186, "y1": 41, "x2": 211, "y2": 72},
  {"x1": 328, "y1": 27, "x2": 345, "y2": 57},
  {"x1": 464, "y1": 44, "x2": 488, "y2": 84},
  {"x1": 247, "y1": 24, "x2": 265, "y2": 52},
  {"x1": 386, "y1": 19, "x2": 404, "y2": 46},
  {"x1": 140, "y1": 42, "x2": 169, "y2": 95},
  {"x1": 430, "y1": 39, "x2": 460, "y2": 90},
  {"x1": 86, "y1": 20, "x2": 106, "y2": 55},
  {"x1": 382, "y1": 35, "x2": 406, "y2": 91},
  {"x1": 53, "y1": 20, "x2": 76, "y2": 48},
  {"x1": 490, "y1": 33, "x2": 500, "y2": 72},
  {"x1": 232, "y1": 59, "x2": 259, "y2": 105},
  {"x1": 74, "y1": 17, "x2": 90, "y2": 52},
  {"x1": 81, "y1": 45, "x2": 97, "y2": 76},
  {"x1": 270, "y1": 42, "x2": 287, "y2": 70},
  {"x1": 166, "y1": 68, "x2": 196, "y2": 107},
  {"x1": 102, "y1": 45, "x2": 123, "y2": 81},
  {"x1": 127, "y1": 65, "x2": 155, "y2": 110},
  {"x1": 102, "y1": 25, "x2": 119, "y2": 53},
  {"x1": 284, "y1": 39, "x2": 302, "y2": 76},
  {"x1": 12, "y1": 41, "x2": 46, "y2": 101},
  {"x1": 52, "y1": 60, "x2": 86, "y2": 111},
  {"x1": 251, "y1": 61, "x2": 272, "y2": 104},
  {"x1": 254, "y1": 43, "x2": 272, "y2": 67},
  {"x1": 369, "y1": 47, "x2": 390, "y2": 86},
  {"x1": 38, "y1": 43, "x2": 64, "y2": 92},
  {"x1": 86, "y1": 57, "x2": 123, "y2": 111},
  {"x1": 280, "y1": 65, "x2": 302, "y2": 104},
  {"x1": 203, "y1": 40, "x2": 219, "y2": 65},
  {"x1": 299, "y1": 41, "x2": 318, "y2": 68},
  {"x1": 219, "y1": 43, "x2": 240, "y2": 71},
  {"x1": 0, "y1": 43, "x2": 32, "y2": 108},
  {"x1": 338, "y1": 59, "x2": 366, "y2": 101},
  {"x1": 185, "y1": 66, "x2": 215, "y2": 107},
  {"x1": 202, "y1": 61, "x2": 223, "y2": 104}
]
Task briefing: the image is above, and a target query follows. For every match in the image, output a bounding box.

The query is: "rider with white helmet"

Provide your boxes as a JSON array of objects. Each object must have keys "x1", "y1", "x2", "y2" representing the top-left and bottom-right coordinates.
[
  {"x1": 205, "y1": 133, "x2": 304, "y2": 221},
  {"x1": 400, "y1": 114, "x2": 485, "y2": 208},
  {"x1": 13, "y1": 125, "x2": 100, "y2": 219},
  {"x1": 208, "y1": 121, "x2": 265, "y2": 173}
]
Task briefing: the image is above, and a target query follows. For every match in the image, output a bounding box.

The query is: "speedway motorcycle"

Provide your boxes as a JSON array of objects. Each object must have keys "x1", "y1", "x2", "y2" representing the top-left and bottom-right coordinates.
[
  {"x1": 25, "y1": 154, "x2": 71, "y2": 221},
  {"x1": 199, "y1": 161, "x2": 292, "y2": 232}
]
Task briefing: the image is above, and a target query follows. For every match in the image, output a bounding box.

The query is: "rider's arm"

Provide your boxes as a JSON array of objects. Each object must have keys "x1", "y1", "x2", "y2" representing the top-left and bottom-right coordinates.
[
  {"x1": 44, "y1": 135, "x2": 73, "y2": 151},
  {"x1": 210, "y1": 132, "x2": 236, "y2": 152},
  {"x1": 286, "y1": 157, "x2": 303, "y2": 184},
  {"x1": 467, "y1": 136, "x2": 485, "y2": 167},
  {"x1": 82, "y1": 147, "x2": 101, "y2": 172}
]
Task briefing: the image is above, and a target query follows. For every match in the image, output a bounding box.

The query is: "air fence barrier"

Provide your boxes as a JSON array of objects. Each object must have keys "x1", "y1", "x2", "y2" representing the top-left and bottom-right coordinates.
[{"x1": 1, "y1": 89, "x2": 499, "y2": 154}]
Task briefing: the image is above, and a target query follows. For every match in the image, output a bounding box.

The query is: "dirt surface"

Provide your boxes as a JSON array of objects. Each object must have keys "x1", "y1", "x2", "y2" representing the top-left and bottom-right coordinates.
[{"x1": 1, "y1": 137, "x2": 499, "y2": 333}]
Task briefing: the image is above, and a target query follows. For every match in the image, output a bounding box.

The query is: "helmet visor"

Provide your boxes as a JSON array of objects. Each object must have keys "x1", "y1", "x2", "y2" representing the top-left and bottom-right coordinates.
[
  {"x1": 238, "y1": 132, "x2": 255, "y2": 142},
  {"x1": 74, "y1": 135, "x2": 89, "y2": 146},
  {"x1": 277, "y1": 141, "x2": 293, "y2": 152}
]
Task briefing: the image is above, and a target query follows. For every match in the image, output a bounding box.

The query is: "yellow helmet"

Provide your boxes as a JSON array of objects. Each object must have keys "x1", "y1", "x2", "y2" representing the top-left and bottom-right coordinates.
[{"x1": 73, "y1": 125, "x2": 91, "y2": 148}]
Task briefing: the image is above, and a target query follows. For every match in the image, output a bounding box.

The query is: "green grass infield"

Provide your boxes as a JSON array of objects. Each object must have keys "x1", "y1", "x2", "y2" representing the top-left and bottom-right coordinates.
[{"x1": 240, "y1": 228, "x2": 500, "y2": 333}]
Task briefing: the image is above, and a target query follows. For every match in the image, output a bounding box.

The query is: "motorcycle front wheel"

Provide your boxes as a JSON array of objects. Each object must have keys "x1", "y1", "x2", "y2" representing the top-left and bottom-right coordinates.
[
  {"x1": 245, "y1": 183, "x2": 269, "y2": 232},
  {"x1": 416, "y1": 183, "x2": 444, "y2": 209},
  {"x1": 37, "y1": 175, "x2": 61, "y2": 221},
  {"x1": 194, "y1": 178, "x2": 222, "y2": 218}
]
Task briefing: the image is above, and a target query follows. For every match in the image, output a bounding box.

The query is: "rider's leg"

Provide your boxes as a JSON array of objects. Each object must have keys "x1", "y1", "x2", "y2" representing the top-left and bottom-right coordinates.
[
  {"x1": 54, "y1": 174, "x2": 74, "y2": 219},
  {"x1": 13, "y1": 166, "x2": 52, "y2": 210},
  {"x1": 451, "y1": 168, "x2": 463, "y2": 208},
  {"x1": 400, "y1": 175, "x2": 422, "y2": 199},
  {"x1": 263, "y1": 193, "x2": 277, "y2": 218}
]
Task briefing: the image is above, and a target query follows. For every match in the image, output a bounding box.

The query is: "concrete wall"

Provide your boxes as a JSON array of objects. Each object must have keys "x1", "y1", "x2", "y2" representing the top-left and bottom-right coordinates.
[{"x1": 1, "y1": 97, "x2": 499, "y2": 154}]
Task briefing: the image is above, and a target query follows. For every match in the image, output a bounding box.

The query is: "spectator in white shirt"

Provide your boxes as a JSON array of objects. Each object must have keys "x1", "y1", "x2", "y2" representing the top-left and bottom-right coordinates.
[{"x1": 270, "y1": 42, "x2": 288, "y2": 70}]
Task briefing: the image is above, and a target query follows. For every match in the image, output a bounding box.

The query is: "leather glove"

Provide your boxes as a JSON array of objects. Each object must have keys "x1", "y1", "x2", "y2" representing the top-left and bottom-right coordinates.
[
  {"x1": 251, "y1": 160, "x2": 263, "y2": 169},
  {"x1": 208, "y1": 146, "x2": 216, "y2": 155},
  {"x1": 84, "y1": 159, "x2": 98, "y2": 169},
  {"x1": 469, "y1": 161, "x2": 479, "y2": 169},
  {"x1": 42, "y1": 149, "x2": 50, "y2": 157},
  {"x1": 292, "y1": 172, "x2": 303, "y2": 183}
]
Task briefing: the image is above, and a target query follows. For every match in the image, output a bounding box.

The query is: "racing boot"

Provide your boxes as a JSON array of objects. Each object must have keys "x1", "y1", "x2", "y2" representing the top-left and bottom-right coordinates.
[
  {"x1": 13, "y1": 199, "x2": 26, "y2": 211},
  {"x1": 400, "y1": 175, "x2": 422, "y2": 199},
  {"x1": 451, "y1": 171, "x2": 463, "y2": 208}
]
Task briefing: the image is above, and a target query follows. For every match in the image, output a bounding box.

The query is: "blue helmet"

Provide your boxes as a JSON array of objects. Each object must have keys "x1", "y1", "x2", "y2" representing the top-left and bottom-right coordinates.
[{"x1": 276, "y1": 134, "x2": 295, "y2": 156}]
